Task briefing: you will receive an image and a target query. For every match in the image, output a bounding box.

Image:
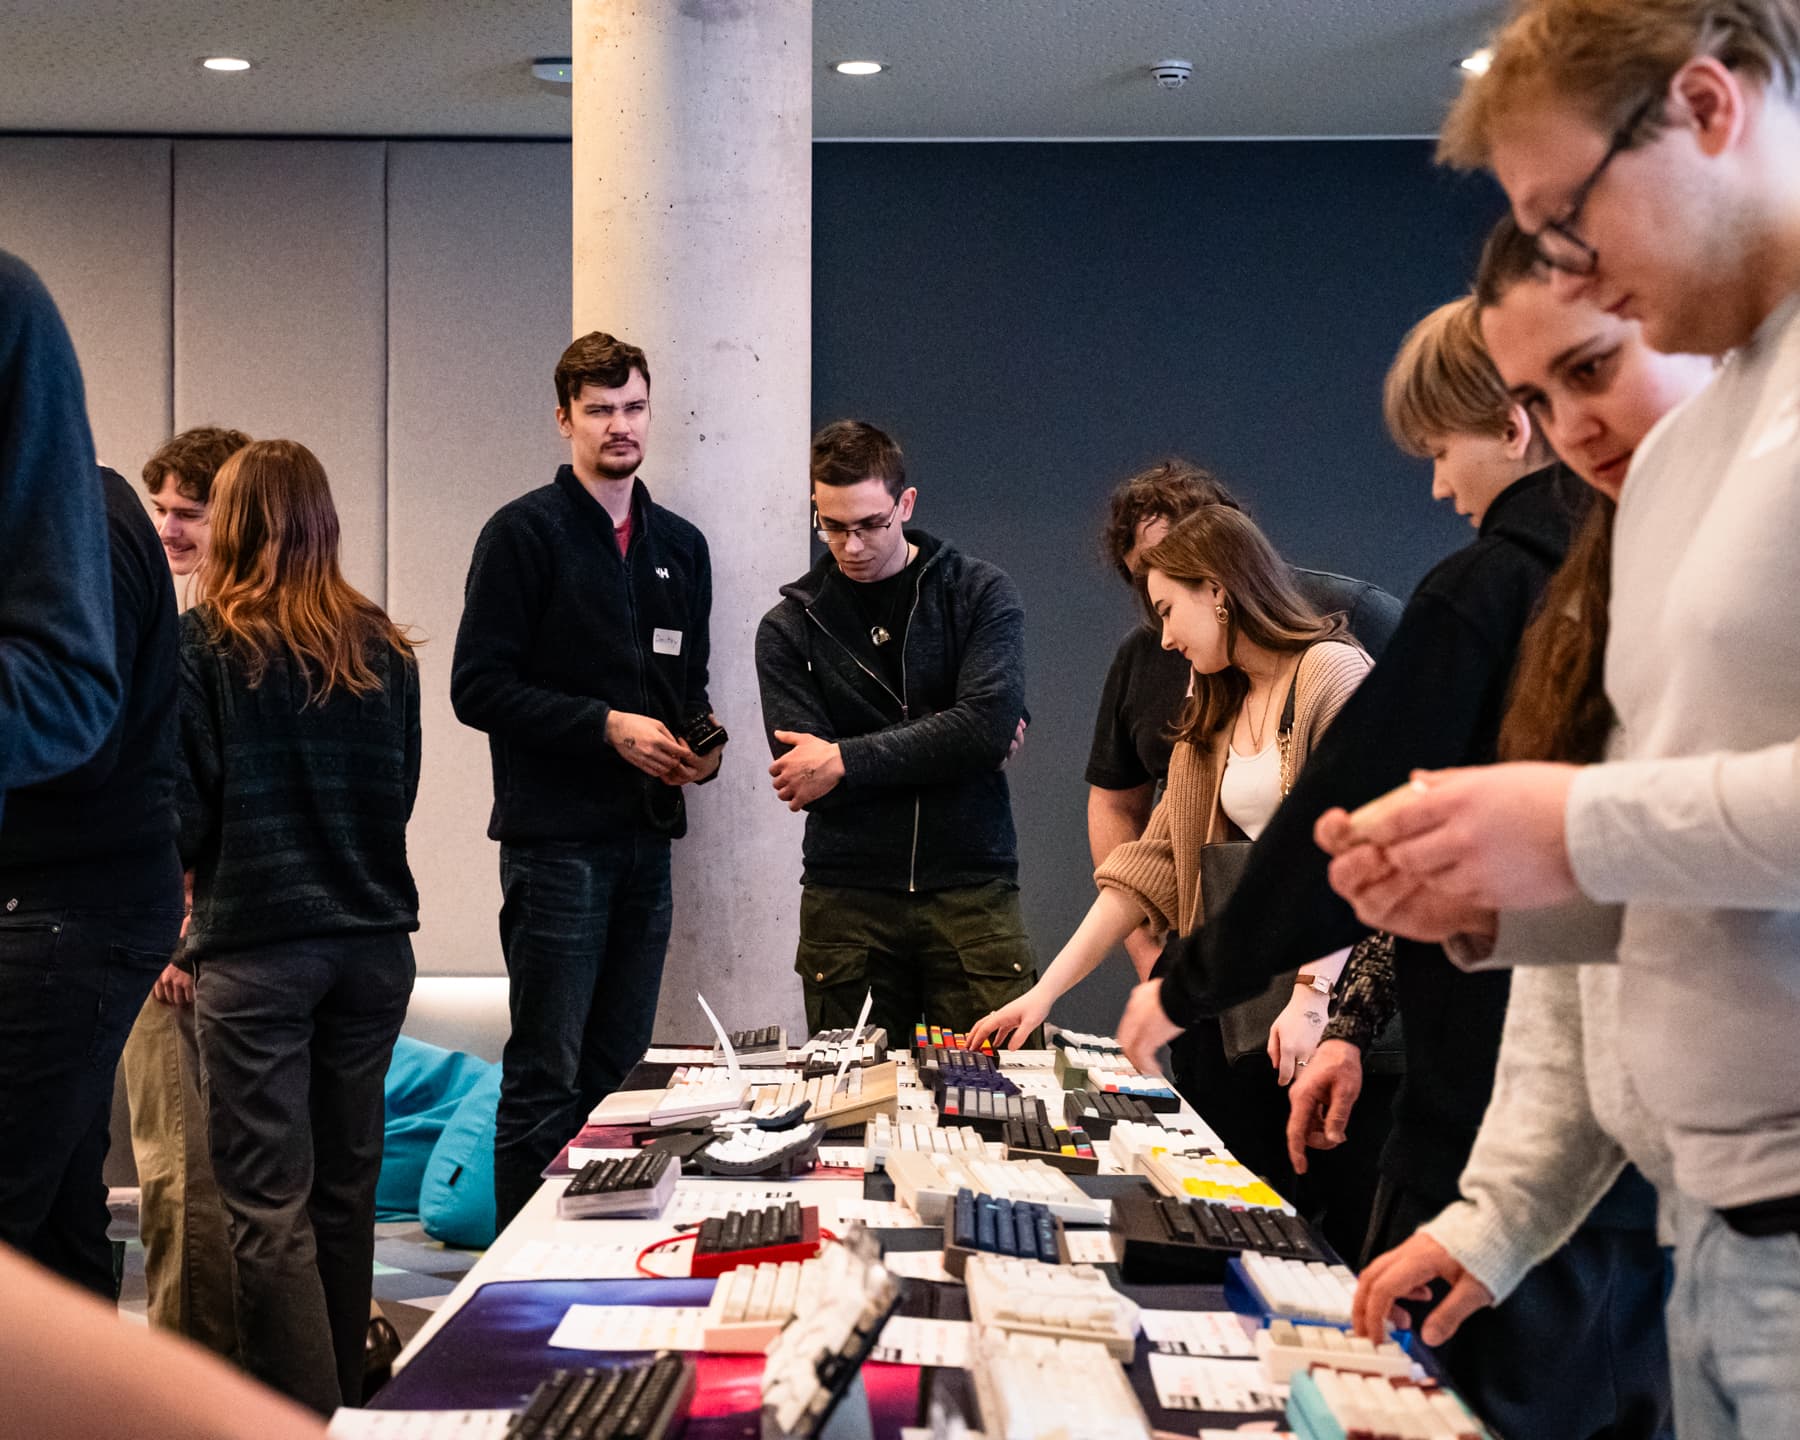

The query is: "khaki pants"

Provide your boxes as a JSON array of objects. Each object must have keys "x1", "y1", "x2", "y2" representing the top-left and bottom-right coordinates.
[
  {"x1": 796, "y1": 879, "x2": 1037, "y2": 1045},
  {"x1": 121, "y1": 989, "x2": 237, "y2": 1358}
]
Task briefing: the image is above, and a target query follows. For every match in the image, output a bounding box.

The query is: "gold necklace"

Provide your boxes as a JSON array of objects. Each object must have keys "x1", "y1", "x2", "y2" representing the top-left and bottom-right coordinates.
[{"x1": 1243, "y1": 658, "x2": 1292, "y2": 752}]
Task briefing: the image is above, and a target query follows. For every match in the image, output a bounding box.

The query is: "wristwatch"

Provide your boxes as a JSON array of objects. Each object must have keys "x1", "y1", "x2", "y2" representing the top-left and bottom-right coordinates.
[{"x1": 1295, "y1": 972, "x2": 1333, "y2": 997}]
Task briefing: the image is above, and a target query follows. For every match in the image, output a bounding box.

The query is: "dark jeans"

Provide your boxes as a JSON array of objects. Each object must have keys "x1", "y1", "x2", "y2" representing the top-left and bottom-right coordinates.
[
  {"x1": 195, "y1": 931, "x2": 415, "y2": 1415},
  {"x1": 1168, "y1": 1020, "x2": 1398, "y2": 1266},
  {"x1": 796, "y1": 880, "x2": 1037, "y2": 1050},
  {"x1": 1369, "y1": 1174, "x2": 1674, "y2": 1440},
  {"x1": 494, "y1": 837, "x2": 673, "y2": 1230},
  {"x1": 0, "y1": 904, "x2": 181, "y2": 1297}
]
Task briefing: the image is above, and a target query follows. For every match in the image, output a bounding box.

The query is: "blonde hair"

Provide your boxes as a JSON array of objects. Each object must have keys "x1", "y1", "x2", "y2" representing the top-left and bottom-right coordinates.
[
  {"x1": 1441, "y1": 0, "x2": 1800, "y2": 170},
  {"x1": 1382, "y1": 297, "x2": 1519, "y2": 456}
]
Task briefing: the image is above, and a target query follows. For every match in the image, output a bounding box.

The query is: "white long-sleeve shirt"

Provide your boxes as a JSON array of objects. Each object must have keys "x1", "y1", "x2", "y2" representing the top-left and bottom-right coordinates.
[{"x1": 1563, "y1": 290, "x2": 1800, "y2": 1209}]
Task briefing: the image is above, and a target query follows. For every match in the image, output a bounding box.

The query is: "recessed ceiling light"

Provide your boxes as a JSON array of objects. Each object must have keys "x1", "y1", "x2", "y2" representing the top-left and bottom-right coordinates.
[
  {"x1": 200, "y1": 56, "x2": 253, "y2": 72},
  {"x1": 530, "y1": 58, "x2": 573, "y2": 85},
  {"x1": 1459, "y1": 48, "x2": 1494, "y2": 75},
  {"x1": 833, "y1": 60, "x2": 884, "y2": 77}
]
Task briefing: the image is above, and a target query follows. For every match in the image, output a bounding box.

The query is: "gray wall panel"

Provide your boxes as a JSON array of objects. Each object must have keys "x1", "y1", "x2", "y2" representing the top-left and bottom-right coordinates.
[
  {"x1": 386, "y1": 141, "x2": 572, "y2": 977},
  {"x1": 0, "y1": 138, "x2": 172, "y2": 483},
  {"x1": 172, "y1": 140, "x2": 388, "y2": 600}
]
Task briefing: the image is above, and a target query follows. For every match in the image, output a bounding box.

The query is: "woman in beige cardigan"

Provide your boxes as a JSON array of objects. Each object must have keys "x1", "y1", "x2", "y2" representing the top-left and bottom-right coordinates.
[{"x1": 971, "y1": 506, "x2": 1370, "y2": 1186}]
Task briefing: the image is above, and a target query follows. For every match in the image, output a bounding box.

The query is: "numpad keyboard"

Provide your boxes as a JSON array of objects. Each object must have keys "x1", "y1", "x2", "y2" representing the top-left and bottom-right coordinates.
[
  {"x1": 962, "y1": 1253, "x2": 1140, "y2": 1360},
  {"x1": 1076, "y1": 1068, "x2": 1181, "y2": 1113},
  {"x1": 1287, "y1": 1368, "x2": 1494, "y2": 1440},
  {"x1": 1235, "y1": 1253, "x2": 1359, "y2": 1326},
  {"x1": 937, "y1": 1087, "x2": 1046, "y2": 1138},
  {"x1": 1112, "y1": 1184, "x2": 1326, "y2": 1284},
  {"x1": 690, "y1": 1201, "x2": 820, "y2": 1278},
  {"x1": 1063, "y1": 1087, "x2": 1156, "y2": 1138},
  {"x1": 715, "y1": 1025, "x2": 788, "y2": 1065},
  {"x1": 693, "y1": 1120, "x2": 823, "y2": 1178},
  {"x1": 1001, "y1": 1118, "x2": 1097, "y2": 1175},
  {"x1": 557, "y1": 1151, "x2": 677, "y2": 1219},
  {"x1": 1256, "y1": 1318, "x2": 1412, "y2": 1382},
  {"x1": 799, "y1": 1026, "x2": 888, "y2": 1074},
  {"x1": 700, "y1": 1245, "x2": 857, "y2": 1353},
  {"x1": 945, "y1": 1187, "x2": 1064, "y2": 1272},
  {"x1": 863, "y1": 1114, "x2": 998, "y2": 1168},
  {"x1": 970, "y1": 1329, "x2": 1151, "y2": 1440},
  {"x1": 506, "y1": 1355, "x2": 693, "y2": 1440},
  {"x1": 884, "y1": 1149, "x2": 1109, "y2": 1226}
]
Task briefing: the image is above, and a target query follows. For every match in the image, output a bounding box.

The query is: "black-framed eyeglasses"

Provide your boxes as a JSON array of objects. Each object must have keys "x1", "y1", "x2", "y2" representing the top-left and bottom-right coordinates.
[
  {"x1": 1533, "y1": 96, "x2": 1659, "y2": 277},
  {"x1": 814, "y1": 502, "x2": 901, "y2": 546}
]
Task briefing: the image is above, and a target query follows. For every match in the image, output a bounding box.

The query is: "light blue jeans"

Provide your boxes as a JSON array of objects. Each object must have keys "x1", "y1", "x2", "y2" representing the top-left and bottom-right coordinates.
[{"x1": 1668, "y1": 1192, "x2": 1800, "y2": 1439}]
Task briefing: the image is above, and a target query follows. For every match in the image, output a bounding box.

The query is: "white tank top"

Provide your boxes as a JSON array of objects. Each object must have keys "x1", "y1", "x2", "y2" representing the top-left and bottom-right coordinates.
[{"x1": 1219, "y1": 742, "x2": 1282, "y2": 840}]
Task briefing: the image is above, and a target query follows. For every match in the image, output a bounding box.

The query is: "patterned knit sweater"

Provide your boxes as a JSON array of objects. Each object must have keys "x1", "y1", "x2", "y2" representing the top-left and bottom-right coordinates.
[{"x1": 1095, "y1": 640, "x2": 1370, "y2": 935}]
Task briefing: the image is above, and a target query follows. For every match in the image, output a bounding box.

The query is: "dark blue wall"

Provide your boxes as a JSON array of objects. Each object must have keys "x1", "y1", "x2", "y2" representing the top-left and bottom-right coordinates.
[{"x1": 812, "y1": 141, "x2": 1503, "y2": 1032}]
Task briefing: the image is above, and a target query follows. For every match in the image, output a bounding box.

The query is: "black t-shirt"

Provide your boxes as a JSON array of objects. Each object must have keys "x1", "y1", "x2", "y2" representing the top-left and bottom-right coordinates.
[
  {"x1": 1084, "y1": 567, "x2": 1404, "y2": 790},
  {"x1": 844, "y1": 551, "x2": 925, "y2": 695}
]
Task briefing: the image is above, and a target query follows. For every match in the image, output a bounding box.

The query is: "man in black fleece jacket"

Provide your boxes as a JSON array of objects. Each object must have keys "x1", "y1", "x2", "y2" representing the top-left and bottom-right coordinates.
[
  {"x1": 0, "y1": 466, "x2": 183, "y2": 1298},
  {"x1": 452, "y1": 332, "x2": 722, "y2": 1228},
  {"x1": 756, "y1": 421, "x2": 1031, "y2": 1046}
]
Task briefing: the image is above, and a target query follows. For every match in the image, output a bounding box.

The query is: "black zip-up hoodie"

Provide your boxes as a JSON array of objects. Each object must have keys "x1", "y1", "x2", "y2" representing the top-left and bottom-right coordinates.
[
  {"x1": 452, "y1": 468, "x2": 713, "y2": 843},
  {"x1": 756, "y1": 529, "x2": 1025, "y2": 893}
]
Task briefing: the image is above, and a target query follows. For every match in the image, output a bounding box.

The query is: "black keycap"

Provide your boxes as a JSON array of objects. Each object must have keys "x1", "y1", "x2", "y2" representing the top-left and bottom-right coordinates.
[
  {"x1": 697, "y1": 1217, "x2": 723, "y2": 1256},
  {"x1": 782, "y1": 1200, "x2": 803, "y2": 1245}
]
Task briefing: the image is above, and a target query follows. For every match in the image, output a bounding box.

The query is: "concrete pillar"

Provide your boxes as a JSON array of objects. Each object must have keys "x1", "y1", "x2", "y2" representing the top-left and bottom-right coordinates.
[{"x1": 572, "y1": 0, "x2": 812, "y2": 1042}]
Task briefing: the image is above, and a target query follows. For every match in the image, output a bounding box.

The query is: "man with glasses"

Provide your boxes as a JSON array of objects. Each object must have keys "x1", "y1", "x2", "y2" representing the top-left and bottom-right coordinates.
[
  {"x1": 453, "y1": 331, "x2": 723, "y2": 1229},
  {"x1": 756, "y1": 420, "x2": 1033, "y2": 1046},
  {"x1": 1312, "y1": 3, "x2": 1800, "y2": 1435}
]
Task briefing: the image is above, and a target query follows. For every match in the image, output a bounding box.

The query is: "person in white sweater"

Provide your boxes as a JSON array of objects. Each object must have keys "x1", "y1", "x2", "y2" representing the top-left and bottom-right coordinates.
[
  {"x1": 1321, "y1": 5, "x2": 1800, "y2": 1435},
  {"x1": 1340, "y1": 215, "x2": 1713, "y2": 1353}
]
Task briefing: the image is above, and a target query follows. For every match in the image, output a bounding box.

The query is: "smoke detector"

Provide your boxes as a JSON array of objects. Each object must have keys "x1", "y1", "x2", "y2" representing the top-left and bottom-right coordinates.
[{"x1": 1149, "y1": 59, "x2": 1194, "y2": 90}]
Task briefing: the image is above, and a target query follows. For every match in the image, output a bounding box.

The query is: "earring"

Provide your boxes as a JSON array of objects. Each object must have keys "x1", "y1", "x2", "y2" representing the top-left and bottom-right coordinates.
[{"x1": 1215, "y1": 604, "x2": 1229, "y2": 625}]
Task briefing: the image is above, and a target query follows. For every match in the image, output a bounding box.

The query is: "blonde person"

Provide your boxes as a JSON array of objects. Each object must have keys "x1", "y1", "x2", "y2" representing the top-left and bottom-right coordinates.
[
  {"x1": 971, "y1": 506, "x2": 1376, "y2": 1243},
  {"x1": 178, "y1": 440, "x2": 421, "y2": 1414},
  {"x1": 1322, "y1": 6, "x2": 1800, "y2": 1431}
]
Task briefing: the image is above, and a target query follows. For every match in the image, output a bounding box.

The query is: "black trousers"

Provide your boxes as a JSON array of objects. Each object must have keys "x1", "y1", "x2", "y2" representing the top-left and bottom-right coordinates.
[
  {"x1": 0, "y1": 904, "x2": 181, "y2": 1297},
  {"x1": 195, "y1": 931, "x2": 415, "y2": 1415},
  {"x1": 1369, "y1": 1174, "x2": 1674, "y2": 1440}
]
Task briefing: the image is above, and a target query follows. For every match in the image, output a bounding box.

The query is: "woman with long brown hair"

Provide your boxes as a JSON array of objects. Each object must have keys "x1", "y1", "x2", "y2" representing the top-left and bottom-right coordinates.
[
  {"x1": 970, "y1": 505, "x2": 1377, "y2": 1241},
  {"x1": 176, "y1": 439, "x2": 421, "y2": 1415}
]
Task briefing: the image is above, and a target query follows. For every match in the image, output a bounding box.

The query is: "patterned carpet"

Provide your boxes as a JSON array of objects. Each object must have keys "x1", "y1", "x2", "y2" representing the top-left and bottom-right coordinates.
[{"x1": 111, "y1": 1190, "x2": 483, "y2": 1350}]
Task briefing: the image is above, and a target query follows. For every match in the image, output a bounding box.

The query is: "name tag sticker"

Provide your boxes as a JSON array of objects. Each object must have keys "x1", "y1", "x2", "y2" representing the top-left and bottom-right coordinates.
[{"x1": 653, "y1": 628, "x2": 683, "y2": 656}]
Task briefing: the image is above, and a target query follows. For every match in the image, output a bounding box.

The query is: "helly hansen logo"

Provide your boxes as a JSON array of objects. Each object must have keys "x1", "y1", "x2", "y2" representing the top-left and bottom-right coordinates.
[{"x1": 656, "y1": 567, "x2": 670, "y2": 580}]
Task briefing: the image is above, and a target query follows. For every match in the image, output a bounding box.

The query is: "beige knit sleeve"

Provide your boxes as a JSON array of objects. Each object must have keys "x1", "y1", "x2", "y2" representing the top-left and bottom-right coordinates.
[
  {"x1": 1095, "y1": 793, "x2": 1179, "y2": 934},
  {"x1": 1298, "y1": 640, "x2": 1371, "y2": 749}
]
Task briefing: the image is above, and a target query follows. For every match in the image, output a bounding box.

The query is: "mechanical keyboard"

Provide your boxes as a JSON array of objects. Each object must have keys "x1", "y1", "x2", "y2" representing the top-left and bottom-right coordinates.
[
  {"x1": 505, "y1": 1355, "x2": 693, "y2": 1440},
  {"x1": 690, "y1": 1201, "x2": 821, "y2": 1279},
  {"x1": 557, "y1": 1151, "x2": 677, "y2": 1219},
  {"x1": 970, "y1": 1329, "x2": 1151, "y2": 1440},
  {"x1": 962, "y1": 1253, "x2": 1140, "y2": 1360},
  {"x1": 1001, "y1": 1118, "x2": 1097, "y2": 1174},
  {"x1": 884, "y1": 1149, "x2": 1107, "y2": 1226}
]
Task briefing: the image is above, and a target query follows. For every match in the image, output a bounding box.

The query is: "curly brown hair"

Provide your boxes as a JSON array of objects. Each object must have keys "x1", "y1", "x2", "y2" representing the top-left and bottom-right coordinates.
[
  {"x1": 1102, "y1": 460, "x2": 1240, "y2": 584},
  {"x1": 555, "y1": 331, "x2": 650, "y2": 411},
  {"x1": 141, "y1": 426, "x2": 252, "y2": 504}
]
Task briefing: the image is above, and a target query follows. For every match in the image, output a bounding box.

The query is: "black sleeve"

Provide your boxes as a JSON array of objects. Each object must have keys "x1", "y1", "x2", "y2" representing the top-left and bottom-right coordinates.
[
  {"x1": 175, "y1": 620, "x2": 223, "y2": 869},
  {"x1": 1158, "y1": 591, "x2": 1515, "y2": 1026},
  {"x1": 449, "y1": 512, "x2": 612, "y2": 756},
  {"x1": 0, "y1": 254, "x2": 119, "y2": 808},
  {"x1": 1084, "y1": 635, "x2": 1153, "y2": 790},
  {"x1": 402, "y1": 652, "x2": 422, "y2": 820},
  {"x1": 685, "y1": 532, "x2": 713, "y2": 721},
  {"x1": 30, "y1": 479, "x2": 157, "y2": 792},
  {"x1": 754, "y1": 609, "x2": 860, "y2": 813}
]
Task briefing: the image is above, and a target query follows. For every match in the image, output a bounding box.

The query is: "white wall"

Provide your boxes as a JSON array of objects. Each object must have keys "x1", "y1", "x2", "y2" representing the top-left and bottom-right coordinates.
[{"x1": 0, "y1": 137, "x2": 570, "y2": 988}]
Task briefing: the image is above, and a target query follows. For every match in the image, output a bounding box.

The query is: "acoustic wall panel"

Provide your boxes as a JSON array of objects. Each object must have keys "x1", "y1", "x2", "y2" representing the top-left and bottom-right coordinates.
[
  {"x1": 385, "y1": 141, "x2": 572, "y2": 976},
  {"x1": 172, "y1": 140, "x2": 388, "y2": 601},
  {"x1": 0, "y1": 138, "x2": 173, "y2": 484}
]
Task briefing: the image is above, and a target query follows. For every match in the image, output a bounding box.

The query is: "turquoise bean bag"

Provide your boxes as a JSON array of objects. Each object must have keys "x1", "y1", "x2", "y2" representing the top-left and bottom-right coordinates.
[
  {"x1": 419, "y1": 1063, "x2": 502, "y2": 1248},
  {"x1": 378, "y1": 1036, "x2": 493, "y2": 1223}
]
